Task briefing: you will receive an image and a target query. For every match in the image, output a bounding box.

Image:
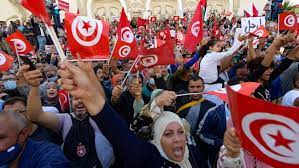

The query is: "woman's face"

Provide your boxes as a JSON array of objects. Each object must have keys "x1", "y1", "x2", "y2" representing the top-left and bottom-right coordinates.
[
  {"x1": 160, "y1": 122, "x2": 186, "y2": 162},
  {"x1": 209, "y1": 41, "x2": 222, "y2": 52},
  {"x1": 96, "y1": 69, "x2": 104, "y2": 82},
  {"x1": 46, "y1": 83, "x2": 58, "y2": 99},
  {"x1": 261, "y1": 68, "x2": 274, "y2": 81}
]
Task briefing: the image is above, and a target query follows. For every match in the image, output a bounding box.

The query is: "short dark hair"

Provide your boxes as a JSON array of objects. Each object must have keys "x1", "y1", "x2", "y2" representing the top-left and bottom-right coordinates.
[
  {"x1": 4, "y1": 97, "x2": 27, "y2": 107},
  {"x1": 189, "y1": 76, "x2": 204, "y2": 84}
]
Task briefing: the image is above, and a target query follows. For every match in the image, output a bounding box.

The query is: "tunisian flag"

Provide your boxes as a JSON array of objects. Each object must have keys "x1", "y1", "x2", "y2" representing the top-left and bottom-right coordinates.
[
  {"x1": 252, "y1": 3, "x2": 259, "y2": 17},
  {"x1": 279, "y1": 12, "x2": 298, "y2": 31},
  {"x1": 112, "y1": 8, "x2": 138, "y2": 60},
  {"x1": 58, "y1": 90, "x2": 70, "y2": 112},
  {"x1": 19, "y1": 0, "x2": 51, "y2": 25},
  {"x1": 157, "y1": 27, "x2": 171, "y2": 41},
  {"x1": 176, "y1": 31, "x2": 185, "y2": 44},
  {"x1": 139, "y1": 40, "x2": 175, "y2": 68},
  {"x1": 250, "y1": 25, "x2": 270, "y2": 38},
  {"x1": 207, "y1": 82, "x2": 260, "y2": 102},
  {"x1": 183, "y1": 0, "x2": 204, "y2": 52},
  {"x1": 0, "y1": 51, "x2": 14, "y2": 72},
  {"x1": 137, "y1": 17, "x2": 148, "y2": 32},
  {"x1": 227, "y1": 86, "x2": 299, "y2": 168},
  {"x1": 6, "y1": 30, "x2": 34, "y2": 55},
  {"x1": 64, "y1": 12, "x2": 110, "y2": 60},
  {"x1": 244, "y1": 10, "x2": 251, "y2": 17}
]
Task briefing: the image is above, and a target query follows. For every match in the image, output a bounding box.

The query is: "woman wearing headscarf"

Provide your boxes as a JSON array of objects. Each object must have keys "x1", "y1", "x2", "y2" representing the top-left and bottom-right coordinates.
[{"x1": 58, "y1": 60, "x2": 207, "y2": 168}]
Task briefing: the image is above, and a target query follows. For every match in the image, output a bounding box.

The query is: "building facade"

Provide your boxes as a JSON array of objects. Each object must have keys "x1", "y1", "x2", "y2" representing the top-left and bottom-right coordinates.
[{"x1": 1, "y1": 0, "x2": 272, "y2": 22}]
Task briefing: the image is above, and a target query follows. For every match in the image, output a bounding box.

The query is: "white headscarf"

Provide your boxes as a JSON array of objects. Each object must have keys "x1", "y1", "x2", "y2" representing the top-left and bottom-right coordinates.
[
  {"x1": 151, "y1": 111, "x2": 192, "y2": 168},
  {"x1": 282, "y1": 89, "x2": 299, "y2": 107}
]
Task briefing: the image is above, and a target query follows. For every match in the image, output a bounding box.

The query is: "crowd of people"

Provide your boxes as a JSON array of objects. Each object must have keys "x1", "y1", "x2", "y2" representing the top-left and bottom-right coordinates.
[{"x1": 0, "y1": 0, "x2": 298, "y2": 167}]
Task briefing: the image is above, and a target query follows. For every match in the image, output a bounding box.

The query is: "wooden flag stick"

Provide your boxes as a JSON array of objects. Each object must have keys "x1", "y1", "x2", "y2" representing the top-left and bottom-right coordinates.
[
  {"x1": 45, "y1": 24, "x2": 66, "y2": 60},
  {"x1": 176, "y1": 92, "x2": 204, "y2": 97},
  {"x1": 121, "y1": 55, "x2": 140, "y2": 87}
]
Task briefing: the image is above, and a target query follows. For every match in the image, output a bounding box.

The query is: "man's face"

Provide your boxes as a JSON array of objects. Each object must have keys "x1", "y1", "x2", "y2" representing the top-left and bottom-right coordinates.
[
  {"x1": 3, "y1": 101, "x2": 27, "y2": 118},
  {"x1": 0, "y1": 117, "x2": 19, "y2": 152},
  {"x1": 188, "y1": 80, "x2": 204, "y2": 100},
  {"x1": 2, "y1": 74, "x2": 17, "y2": 82},
  {"x1": 72, "y1": 97, "x2": 88, "y2": 120},
  {"x1": 45, "y1": 67, "x2": 57, "y2": 77},
  {"x1": 236, "y1": 65, "x2": 249, "y2": 79}
]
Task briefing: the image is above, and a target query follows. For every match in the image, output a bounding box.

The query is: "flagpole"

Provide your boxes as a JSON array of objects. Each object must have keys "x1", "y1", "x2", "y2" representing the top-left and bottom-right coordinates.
[
  {"x1": 45, "y1": 24, "x2": 66, "y2": 60},
  {"x1": 108, "y1": 39, "x2": 117, "y2": 65},
  {"x1": 121, "y1": 55, "x2": 140, "y2": 87},
  {"x1": 13, "y1": 43, "x2": 21, "y2": 68},
  {"x1": 176, "y1": 92, "x2": 204, "y2": 97}
]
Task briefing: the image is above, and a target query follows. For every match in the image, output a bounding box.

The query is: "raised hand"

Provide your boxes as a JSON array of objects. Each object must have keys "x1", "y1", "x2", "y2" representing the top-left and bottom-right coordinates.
[
  {"x1": 223, "y1": 128, "x2": 241, "y2": 158},
  {"x1": 58, "y1": 60, "x2": 105, "y2": 116},
  {"x1": 112, "y1": 85, "x2": 123, "y2": 103},
  {"x1": 155, "y1": 91, "x2": 177, "y2": 108},
  {"x1": 23, "y1": 65, "x2": 43, "y2": 87}
]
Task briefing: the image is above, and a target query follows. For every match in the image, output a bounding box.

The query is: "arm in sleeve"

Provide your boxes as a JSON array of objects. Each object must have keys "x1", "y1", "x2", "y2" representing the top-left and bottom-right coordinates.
[
  {"x1": 184, "y1": 52, "x2": 200, "y2": 69},
  {"x1": 269, "y1": 58, "x2": 293, "y2": 83},
  {"x1": 91, "y1": 102, "x2": 154, "y2": 167},
  {"x1": 210, "y1": 40, "x2": 243, "y2": 62},
  {"x1": 197, "y1": 111, "x2": 223, "y2": 149},
  {"x1": 217, "y1": 146, "x2": 243, "y2": 168},
  {"x1": 34, "y1": 142, "x2": 70, "y2": 168}
]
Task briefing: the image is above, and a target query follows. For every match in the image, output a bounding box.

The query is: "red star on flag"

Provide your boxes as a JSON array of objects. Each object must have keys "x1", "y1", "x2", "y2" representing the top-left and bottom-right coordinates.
[
  {"x1": 16, "y1": 43, "x2": 21, "y2": 47},
  {"x1": 145, "y1": 58, "x2": 152, "y2": 63},
  {"x1": 82, "y1": 21, "x2": 91, "y2": 32},
  {"x1": 269, "y1": 130, "x2": 295, "y2": 151}
]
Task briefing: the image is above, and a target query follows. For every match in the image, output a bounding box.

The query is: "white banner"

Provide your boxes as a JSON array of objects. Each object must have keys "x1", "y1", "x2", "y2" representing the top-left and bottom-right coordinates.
[{"x1": 241, "y1": 17, "x2": 266, "y2": 35}]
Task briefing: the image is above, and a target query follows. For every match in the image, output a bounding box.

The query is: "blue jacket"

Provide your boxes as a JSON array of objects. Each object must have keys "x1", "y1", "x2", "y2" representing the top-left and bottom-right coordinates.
[
  {"x1": 196, "y1": 105, "x2": 227, "y2": 167},
  {"x1": 197, "y1": 104, "x2": 226, "y2": 150},
  {"x1": 18, "y1": 139, "x2": 70, "y2": 168},
  {"x1": 92, "y1": 102, "x2": 207, "y2": 168}
]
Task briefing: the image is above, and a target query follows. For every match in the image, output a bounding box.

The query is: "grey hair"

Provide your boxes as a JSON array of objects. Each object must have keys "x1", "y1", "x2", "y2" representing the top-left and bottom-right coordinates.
[{"x1": 0, "y1": 110, "x2": 29, "y2": 132}]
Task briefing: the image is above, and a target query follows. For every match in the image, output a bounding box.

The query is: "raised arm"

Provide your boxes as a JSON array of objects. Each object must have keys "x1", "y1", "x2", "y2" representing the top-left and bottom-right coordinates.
[
  {"x1": 262, "y1": 31, "x2": 296, "y2": 67},
  {"x1": 24, "y1": 66, "x2": 59, "y2": 131},
  {"x1": 58, "y1": 60, "x2": 153, "y2": 167},
  {"x1": 210, "y1": 37, "x2": 243, "y2": 61},
  {"x1": 247, "y1": 38, "x2": 257, "y2": 62}
]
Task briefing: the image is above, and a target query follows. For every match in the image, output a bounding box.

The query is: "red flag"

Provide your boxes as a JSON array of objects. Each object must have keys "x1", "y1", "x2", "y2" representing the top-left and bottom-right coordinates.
[
  {"x1": 0, "y1": 51, "x2": 14, "y2": 72},
  {"x1": 150, "y1": 16, "x2": 157, "y2": 22},
  {"x1": 19, "y1": 0, "x2": 51, "y2": 25},
  {"x1": 64, "y1": 12, "x2": 110, "y2": 60},
  {"x1": 112, "y1": 8, "x2": 138, "y2": 60},
  {"x1": 154, "y1": 36, "x2": 166, "y2": 48},
  {"x1": 58, "y1": 90, "x2": 70, "y2": 112},
  {"x1": 6, "y1": 30, "x2": 34, "y2": 55},
  {"x1": 279, "y1": 12, "x2": 298, "y2": 31},
  {"x1": 252, "y1": 3, "x2": 259, "y2": 17},
  {"x1": 58, "y1": 0, "x2": 69, "y2": 12},
  {"x1": 226, "y1": 11, "x2": 232, "y2": 16},
  {"x1": 137, "y1": 17, "x2": 148, "y2": 32},
  {"x1": 207, "y1": 82, "x2": 260, "y2": 102},
  {"x1": 250, "y1": 25, "x2": 270, "y2": 38},
  {"x1": 157, "y1": 27, "x2": 171, "y2": 41},
  {"x1": 212, "y1": 18, "x2": 219, "y2": 37},
  {"x1": 244, "y1": 10, "x2": 251, "y2": 17},
  {"x1": 173, "y1": 16, "x2": 180, "y2": 22},
  {"x1": 176, "y1": 31, "x2": 185, "y2": 44},
  {"x1": 139, "y1": 40, "x2": 175, "y2": 68},
  {"x1": 183, "y1": 0, "x2": 204, "y2": 52},
  {"x1": 227, "y1": 86, "x2": 299, "y2": 168}
]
